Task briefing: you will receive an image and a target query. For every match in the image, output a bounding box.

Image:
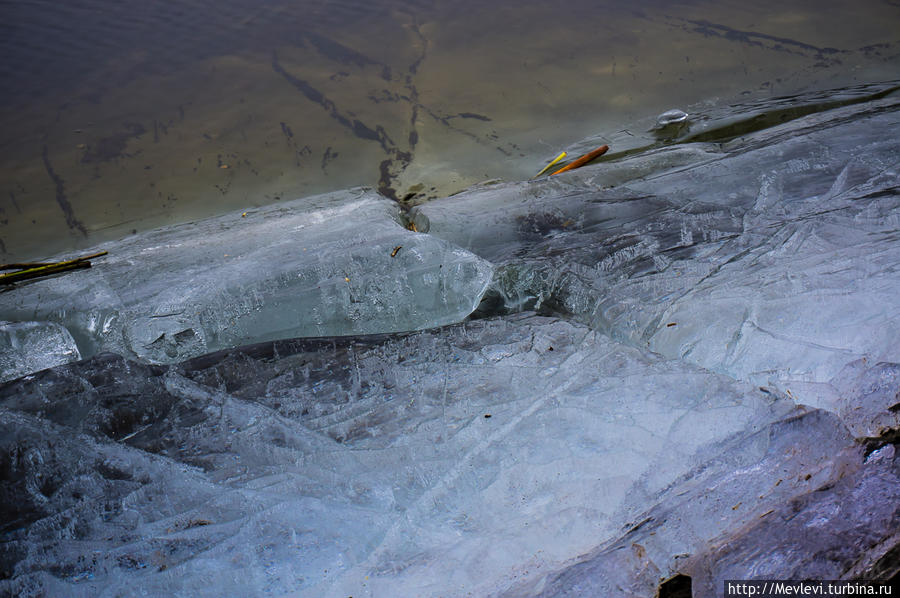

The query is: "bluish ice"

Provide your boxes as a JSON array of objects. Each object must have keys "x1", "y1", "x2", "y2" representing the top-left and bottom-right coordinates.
[{"x1": 1, "y1": 82, "x2": 898, "y2": 597}]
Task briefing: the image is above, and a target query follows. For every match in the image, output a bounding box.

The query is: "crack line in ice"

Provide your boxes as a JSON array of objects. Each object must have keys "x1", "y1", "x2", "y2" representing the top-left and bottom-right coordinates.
[
  {"x1": 818, "y1": 158, "x2": 900, "y2": 205},
  {"x1": 722, "y1": 308, "x2": 753, "y2": 368},
  {"x1": 353, "y1": 330, "x2": 593, "y2": 576},
  {"x1": 639, "y1": 256, "x2": 733, "y2": 345},
  {"x1": 745, "y1": 320, "x2": 862, "y2": 357}
]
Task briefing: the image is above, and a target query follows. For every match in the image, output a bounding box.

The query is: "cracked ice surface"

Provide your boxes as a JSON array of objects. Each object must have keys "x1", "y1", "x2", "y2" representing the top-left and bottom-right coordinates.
[
  {"x1": 0, "y1": 314, "x2": 845, "y2": 597},
  {"x1": 515, "y1": 426, "x2": 900, "y2": 598},
  {"x1": 2, "y1": 84, "x2": 900, "y2": 596},
  {"x1": 0, "y1": 189, "x2": 493, "y2": 365},
  {"x1": 415, "y1": 93, "x2": 900, "y2": 401}
]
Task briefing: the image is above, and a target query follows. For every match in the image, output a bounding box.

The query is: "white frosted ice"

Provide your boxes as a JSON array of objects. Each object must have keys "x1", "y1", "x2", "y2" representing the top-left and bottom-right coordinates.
[{"x1": 0, "y1": 320, "x2": 81, "y2": 382}]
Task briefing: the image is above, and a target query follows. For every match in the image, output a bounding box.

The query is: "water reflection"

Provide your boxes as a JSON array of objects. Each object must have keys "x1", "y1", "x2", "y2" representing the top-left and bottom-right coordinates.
[{"x1": 1, "y1": 0, "x2": 897, "y2": 260}]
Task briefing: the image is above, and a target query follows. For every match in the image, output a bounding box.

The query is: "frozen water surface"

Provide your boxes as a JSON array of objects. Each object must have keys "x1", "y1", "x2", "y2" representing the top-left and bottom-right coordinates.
[
  {"x1": 416, "y1": 86, "x2": 900, "y2": 400},
  {"x1": 0, "y1": 316, "x2": 847, "y2": 597},
  {"x1": 1, "y1": 82, "x2": 899, "y2": 596}
]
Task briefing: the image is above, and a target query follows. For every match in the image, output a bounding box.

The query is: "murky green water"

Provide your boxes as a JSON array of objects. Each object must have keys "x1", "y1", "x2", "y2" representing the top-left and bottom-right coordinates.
[{"x1": 1, "y1": 0, "x2": 898, "y2": 261}]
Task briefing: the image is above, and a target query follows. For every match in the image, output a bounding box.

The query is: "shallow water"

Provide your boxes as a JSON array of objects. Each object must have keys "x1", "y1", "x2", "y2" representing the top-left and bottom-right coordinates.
[{"x1": 1, "y1": 0, "x2": 898, "y2": 261}]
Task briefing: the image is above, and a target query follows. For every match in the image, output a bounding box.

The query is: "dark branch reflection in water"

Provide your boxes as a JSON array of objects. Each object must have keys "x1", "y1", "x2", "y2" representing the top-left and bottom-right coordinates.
[{"x1": 0, "y1": 0, "x2": 897, "y2": 260}]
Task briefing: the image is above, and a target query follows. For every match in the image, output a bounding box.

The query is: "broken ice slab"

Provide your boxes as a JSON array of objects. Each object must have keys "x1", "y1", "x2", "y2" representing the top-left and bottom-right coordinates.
[
  {"x1": 0, "y1": 321, "x2": 81, "y2": 383},
  {"x1": 413, "y1": 92, "x2": 900, "y2": 397},
  {"x1": 0, "y1": 188, "x2": 493, "y2": 365},
  {"x1": 796, "y1": 359, "x2": 900, "y2": 441},
  {"x1": 0, "y1": 312, "x2": 858, "y2": 597},
  {"x1": 682, "y1": 443, "x2": 900, "y2": 594},
  {"x1": 504, "y1": 408, "x2": 865, "y2": 597}
]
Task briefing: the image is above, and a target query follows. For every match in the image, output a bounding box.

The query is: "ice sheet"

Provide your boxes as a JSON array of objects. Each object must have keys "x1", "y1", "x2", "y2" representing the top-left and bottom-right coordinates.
[
  {"x1": 0, "y1": 189, "x2": 493, "y2": 365},
  {"x1": 414, "y1": 94, "x2": 900, "y2": 400},
  {"x1": 682, "y1": 444, "x2": 900, "y2": 595},
  {"x1": 0, "y1": 314, "x2": 848, "y2": 597},
  {"x1": 2, "y1": 83, "x2": 899, "y2": 597},
  {"x1": 0, "y1": 321, "x2": 81, "y2": 383}
]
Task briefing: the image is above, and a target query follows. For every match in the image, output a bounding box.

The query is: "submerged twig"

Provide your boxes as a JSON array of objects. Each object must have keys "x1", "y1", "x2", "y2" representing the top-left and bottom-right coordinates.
[
  {"x1": 0, "y1": 250, "x2": 108, "y2": 285},
  {"x1": 0, "y1": 262, "x2": 54, "y2": 270},
  {"x1": 551, "y1": 144, "x2": 610, "y2": 175}
]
